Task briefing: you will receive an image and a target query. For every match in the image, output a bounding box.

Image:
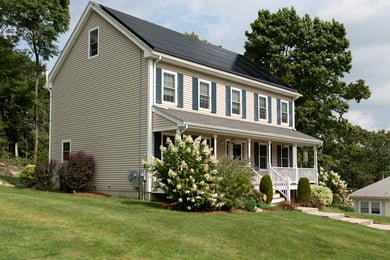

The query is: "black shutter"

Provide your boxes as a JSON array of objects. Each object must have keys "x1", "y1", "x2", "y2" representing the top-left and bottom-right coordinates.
[
  {"x1": 254, "y1": 142, "x2": 259, "y2": 168},
  {"x1": 154, "y1": 132, "x2": 162, "y2": 159}
]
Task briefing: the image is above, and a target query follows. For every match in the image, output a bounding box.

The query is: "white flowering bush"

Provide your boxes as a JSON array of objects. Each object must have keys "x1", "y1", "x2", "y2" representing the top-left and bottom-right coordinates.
[
  {"x1": 318, "y1": 167, "x2": 351, "y2": 205},
  {"x1": 147, "y1": 135, "x2": 224, "y2": 211}
]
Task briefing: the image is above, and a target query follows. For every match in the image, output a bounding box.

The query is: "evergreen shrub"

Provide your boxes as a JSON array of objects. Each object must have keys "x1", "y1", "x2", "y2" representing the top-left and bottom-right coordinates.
[
  {"x1": 297, "y1": 177, "x2": 311, "y2": 204},
  {"x1": 259, "y1": 175, "x2": 273, "y2": 204},
  {"x1": 311, "y1": 185, "x2": 333, "y2": 206}
]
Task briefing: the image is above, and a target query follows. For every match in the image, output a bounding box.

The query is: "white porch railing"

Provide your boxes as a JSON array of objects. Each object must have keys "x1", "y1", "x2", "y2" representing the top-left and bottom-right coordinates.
[
  {"x1": 252, "y1": 167, "x2": 318, "y2": 202},
  {"x1": 272, "y1": 167, "x2": 317, "y2": 184}
]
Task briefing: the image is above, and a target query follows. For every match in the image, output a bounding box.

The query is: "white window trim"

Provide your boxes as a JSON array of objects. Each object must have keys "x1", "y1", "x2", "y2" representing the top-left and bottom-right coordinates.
[
  {"x1": 88, "y1": 26, "x2": 99, "y2": 59},
  {"x1": 162, "y1": 69, "x2": 177, "y2": 105},
  {"x1": 258, "y1": 94, "x2": 268, "y2": 121},
  {"x1": 359, "y1": 201, "x2": 381, "y2": 215},
  {"x1": 61, "y1": 140, "x2": 71, "y2": 162},
  {"x1": 198, "y1": 79, "x2": 211, "y2": 111},
  {"x1": 281, "y1": 100, "x2": 289, "y2": 125},
  {"x1": 231, "y1": 87, "x2": 241, "y2": 116},
  {"x1": 259, "y1": 143, "x2": 268, "y2": 169}
]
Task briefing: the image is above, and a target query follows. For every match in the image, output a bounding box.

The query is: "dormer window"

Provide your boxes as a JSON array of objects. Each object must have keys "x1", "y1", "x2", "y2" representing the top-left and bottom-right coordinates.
[
  {"x1": 163, "y1": 70, "x2": 176, "y2": 104},
  {"x1": 89, "y1": 27, "x2": 99, "y2": 58}
]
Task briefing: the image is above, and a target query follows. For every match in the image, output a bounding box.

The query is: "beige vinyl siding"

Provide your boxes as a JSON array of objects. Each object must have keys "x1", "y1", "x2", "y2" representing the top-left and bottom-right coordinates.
[
  {"x1": 155, "y1": 62, "x2": 295, "y2": 128},
  {"x1": 152, "y1": 113, "x2": 177, "y2": 131},
  {"x1": 51, "y1": 11, "x2": 148, "y2": 196}
]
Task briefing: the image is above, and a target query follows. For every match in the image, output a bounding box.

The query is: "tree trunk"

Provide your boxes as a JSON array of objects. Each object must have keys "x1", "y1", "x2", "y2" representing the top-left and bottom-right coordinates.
[
  {"x1": 14, "y1": 142, "x2": 19, "y2": 158},
  {"x1": 33, "y1": 59, "x2": 40, "y2": 163}
]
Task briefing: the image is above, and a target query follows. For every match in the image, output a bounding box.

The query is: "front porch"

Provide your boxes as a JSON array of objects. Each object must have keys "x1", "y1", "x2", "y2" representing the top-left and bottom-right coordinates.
[{"x1": 151, "y1": 107, "x2": 322, "y2": 201}]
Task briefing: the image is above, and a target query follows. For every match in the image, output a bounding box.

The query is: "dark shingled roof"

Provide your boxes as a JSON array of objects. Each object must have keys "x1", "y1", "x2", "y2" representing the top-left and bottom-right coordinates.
[{"x1": 101, "y1": 5, "x2": 295, "y2": 92}]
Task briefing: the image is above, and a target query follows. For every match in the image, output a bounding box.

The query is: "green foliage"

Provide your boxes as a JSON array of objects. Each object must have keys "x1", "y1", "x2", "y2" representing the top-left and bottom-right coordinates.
[
  {"x1": 217, "y1": 158, "x2": 255, "y2": 209},
  {"x1": 35, "y1": 159, "x2": 57, "y2": 191},
  {"x1": 58, "y1": 151, "x2": 94, "y2": 192},
  {"x1": 148, "y1": 135, "x2": 224, "y2": 211},
  {"x1": 332, "y1": 204, "x2": 355, "y2": 212},
  {"x1": 297, "y1": 177, "x2": 311, "y2": 204},
  {"x1": 318, "y1": 167, "x2": 351, "y2": 205},
  {"x1": 259, "y1": 175, "x2": 273, "y2": 204},
  {"x1": 311, "y1": 185, "x2": 333, "y2": 206},
  {"x1": 20, "y1": 165, "x2": 36, "y2": 187},
  {"x1": 241, "y1": 197, "x2": 257, "y2": 212}
]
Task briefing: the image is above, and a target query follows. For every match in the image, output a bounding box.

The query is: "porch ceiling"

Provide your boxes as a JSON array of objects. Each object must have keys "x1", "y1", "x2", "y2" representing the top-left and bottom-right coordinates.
[{"x1": 153, "y1": 107, "x2": 322, "y2": 146}]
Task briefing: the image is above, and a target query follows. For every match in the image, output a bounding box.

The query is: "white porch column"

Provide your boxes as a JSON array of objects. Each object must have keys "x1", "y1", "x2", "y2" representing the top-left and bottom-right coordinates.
[
  {"x1": 213, "y1": 134, "x2": 218, "y2": 159},
  {"x1": 314, "y1": 146, "x2": 318, "y2": 184},
  {"x1": 176, "y1": 129, "x2": 181, "y2": 139},
  {"x1": 294, "y1": 144, "x2": 298, "y2": 182},
  {"x1": 268, "y1": 141, "x2": 272, "y2": 175},
  {"x1": 247, "y1": 138, "x2": 251, "y2": 165}
]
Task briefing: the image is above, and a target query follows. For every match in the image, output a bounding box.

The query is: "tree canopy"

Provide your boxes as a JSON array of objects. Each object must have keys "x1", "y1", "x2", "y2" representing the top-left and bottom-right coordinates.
[
  {"x1": 0, "y1": 0, "x2": 70, "y2": 161},
  {"x1": 244, "y1": 7, "x2": 371, "y2": 141},
  {"x1": 244, "y1": 7, "x2": 382, "y2": 189}
]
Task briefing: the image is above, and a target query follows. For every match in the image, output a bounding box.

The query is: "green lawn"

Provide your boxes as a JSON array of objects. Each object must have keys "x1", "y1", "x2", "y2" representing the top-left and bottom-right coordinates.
[{"x1": 1, "y1": 187, "x2": 390, "y2": 259}]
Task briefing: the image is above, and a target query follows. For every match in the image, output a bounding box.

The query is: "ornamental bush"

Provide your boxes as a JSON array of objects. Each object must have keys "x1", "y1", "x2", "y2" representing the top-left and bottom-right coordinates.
[
  {"x1": 217, "y1": 158, "x2": 254, "y2": 209},
  {"x1": 318, "y1": 167, "x2": 351, "y2": 205},
  {"x1": 58, "y1": 151, "x2": 95, "y2": 192},
  {"x1": 297, "y1": 177, "x2": 311, "y2": 204},
  {"x1": 148, "y1": 135, "x2": 224, "y2": 211},
  {"x1": 311, "y1": 185, "x2": 333, "y2": 206},
  {"x1": 259, "y1": 175, "x2": 273, "y2": 204},
  {"x1": 20, "y1": 165, "x2": 37, "y2": 188},
  {"x1": 35, "y1": 160, "x2": 57, "y2": 191}
]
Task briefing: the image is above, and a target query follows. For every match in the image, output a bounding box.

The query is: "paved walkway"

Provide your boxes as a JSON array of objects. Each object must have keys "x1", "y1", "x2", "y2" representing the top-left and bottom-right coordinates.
[{"x1": 298, "y1": 207, "x2": 390, "y2": 231}]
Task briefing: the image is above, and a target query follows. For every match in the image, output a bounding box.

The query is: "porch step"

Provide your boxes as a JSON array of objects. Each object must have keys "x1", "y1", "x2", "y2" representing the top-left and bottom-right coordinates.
[{"x1": 271, "y1": 190, "x2": 286, "y2": 205}]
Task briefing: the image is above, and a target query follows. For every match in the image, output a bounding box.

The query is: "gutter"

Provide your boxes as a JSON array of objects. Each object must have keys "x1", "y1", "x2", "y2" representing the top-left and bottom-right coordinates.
[{"x1": 45, "y1": 71, "x2": 53, "y2": 161}]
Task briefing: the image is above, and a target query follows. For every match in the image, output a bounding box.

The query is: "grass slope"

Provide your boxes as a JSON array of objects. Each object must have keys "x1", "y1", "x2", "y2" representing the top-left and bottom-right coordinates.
[{"x1": 1, "y1": 187, "x2": 390, "y2": 259}]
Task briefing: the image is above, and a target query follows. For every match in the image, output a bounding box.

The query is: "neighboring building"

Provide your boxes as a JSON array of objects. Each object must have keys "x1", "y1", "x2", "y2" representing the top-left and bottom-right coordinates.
[
  {"x1": 48, "y1": 2, "x2": 322, "y2": 200},
  {"x1": 350, "y1": 177, "x2": 390, "y2": 216}
]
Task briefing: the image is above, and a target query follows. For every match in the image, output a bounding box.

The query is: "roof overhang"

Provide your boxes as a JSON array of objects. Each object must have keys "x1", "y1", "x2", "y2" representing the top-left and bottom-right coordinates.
[{"x1": 153, "y1": 107, "x2": 322, "y2": 147}]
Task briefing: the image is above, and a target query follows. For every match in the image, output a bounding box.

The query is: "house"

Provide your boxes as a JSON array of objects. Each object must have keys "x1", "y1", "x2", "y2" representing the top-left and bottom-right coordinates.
[
  {"x1": 48, "y1": 2, "x2": 322, "y2": 200},
  {"x1": 350, "y1": 177, "x2": 390, "y2": 216}
]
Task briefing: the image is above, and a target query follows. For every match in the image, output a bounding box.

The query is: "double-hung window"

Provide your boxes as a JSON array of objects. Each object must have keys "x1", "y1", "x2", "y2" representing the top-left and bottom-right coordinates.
[
  {"x1": 62, "y1": 140, "x2": 71, "y2": 162},
  {"x1": 88, "y1": 27, "x2": 99, "y2": 58},
  {"x1": 163, "y1": 71, "x2": 176, "y2": 103},
  {"x1": 231, "y1": 88, "x2": 241, "y2": 115},
  {"x1": 281, "y1": 100, "x2": 289, "y2": 124},
  {"x1": 199, "y1": 80, "x2": 210, "y2": 110},
  {"x1": 259, "y1": 95, "x2": 267, "y2": 120},
  {"x1": 360, "y1": 201, "x2": 381, "y2": 215}
]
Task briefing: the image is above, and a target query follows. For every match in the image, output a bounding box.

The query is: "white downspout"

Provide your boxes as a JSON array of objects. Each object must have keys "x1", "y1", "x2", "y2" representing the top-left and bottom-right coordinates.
[
  {"x1": 45, "y1": 71, "x2": 52, "y2": 161},
  {"x1": 146, "y1": 56, "x2": 161, "y2": 194}
]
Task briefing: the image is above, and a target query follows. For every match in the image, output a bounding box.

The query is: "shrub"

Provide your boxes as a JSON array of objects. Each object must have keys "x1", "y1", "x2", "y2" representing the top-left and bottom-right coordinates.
[
  {"x1": 35, "y1": 160, "x2": 57, "y2": 191},
  {"x1": 278, "y1": 201, "x2": 296, "y2": 211},
  {"x1": 259, "y1": 175, "x2": 273, "y2": 204},
  {"x1": 20, "y1": 165, "x2": 37, "y2": 188},
  {"x1": 297, "y1": 177, "x2": 311, "y2": 204},
  {"x1": 58, "y1": 151, "x2": 95, "y2": 192},
  {"x1": 217, "y1": 158, "x2": 255, "y2": 209},
  {"x1": 332, "y1": 204, "x2": 355, "y2": 212},
  {"x1": 311, "y1": 185, "x2": 333, "y2": 206},
  {"x1": 318, "y1": 167, "x2": 351, "y2": 206},
  {"x1": 241, "y1": 197, "x2": 257, "y2": 212},
  {"x1": 148, "y1": 135, "x2": 224, "y2": 211}
]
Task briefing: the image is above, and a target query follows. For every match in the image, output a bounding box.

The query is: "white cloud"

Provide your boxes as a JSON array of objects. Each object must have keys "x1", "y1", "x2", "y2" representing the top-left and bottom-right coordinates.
[{"x1": 345, "y1": 110, "x2": 376, "y2": 130}]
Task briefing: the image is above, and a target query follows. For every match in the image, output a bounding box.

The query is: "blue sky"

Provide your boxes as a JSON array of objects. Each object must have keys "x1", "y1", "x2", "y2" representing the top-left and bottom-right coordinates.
[{"x1": 50, "y1": 0, "x2": 390, "y2": 131}]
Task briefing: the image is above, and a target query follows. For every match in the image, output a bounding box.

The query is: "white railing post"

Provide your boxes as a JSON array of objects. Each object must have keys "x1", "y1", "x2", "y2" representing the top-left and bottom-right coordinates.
[{"x1": 287, "y1": 178, "x2": 291, "y2": 202}]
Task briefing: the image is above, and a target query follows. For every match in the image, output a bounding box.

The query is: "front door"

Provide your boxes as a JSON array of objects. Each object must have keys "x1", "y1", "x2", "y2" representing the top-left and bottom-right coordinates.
[
  {"x1": 233, "y1": 144, "x2": 242, "y2": 159},
  {"x1": 226, "y1": 140, "x2": 246, "y2": 160}
]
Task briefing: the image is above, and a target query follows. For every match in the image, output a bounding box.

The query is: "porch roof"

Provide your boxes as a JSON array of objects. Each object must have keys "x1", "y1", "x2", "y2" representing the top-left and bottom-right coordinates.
[{"x1": 153, "y1": 107, "x2": 322, "y2": 146}]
